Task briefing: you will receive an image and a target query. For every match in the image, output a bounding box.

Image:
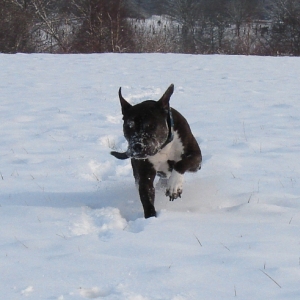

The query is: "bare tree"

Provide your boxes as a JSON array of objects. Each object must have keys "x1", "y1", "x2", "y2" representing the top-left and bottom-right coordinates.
[
  {"x1": 168, "y1": 0, "x2": 204, "y2": 53},
  {"x1": 0, "y1": 0, "x2": 34, "y2": 53},
  {"x1": 202, "y1": 0, "x2": 229, "y2": 53},
  {"x1": 30, "y1": 0, "x2": 76, "y2": 53},
  {"x1": 226, "y1": 0, "x2": 260, "y2": 37},
  {"x1": 225, "y1": 0, "x2": 263, "y2": 54},
  {"x1": 71, "y1": 0, "x2": 134, "y2": 53},
  {"x1": 268, "y1": 0, "x2": 300, "y2": 55}
]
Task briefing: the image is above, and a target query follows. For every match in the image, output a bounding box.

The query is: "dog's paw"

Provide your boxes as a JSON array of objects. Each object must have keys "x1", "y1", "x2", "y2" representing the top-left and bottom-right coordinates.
[
  {"x1": 166, "y1": 189, "x2": 182, "y2": 201},
  {"x1": 165, "y1": 171, "x2": 184, "y2": 201}
]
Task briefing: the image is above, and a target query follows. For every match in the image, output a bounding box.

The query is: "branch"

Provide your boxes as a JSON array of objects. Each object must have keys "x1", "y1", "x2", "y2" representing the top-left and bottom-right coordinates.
[
  {"x1": 259, "y1": 269, "x2": 282, "y2": 288},
  {"x1": 31, "y1": 0, "x2": 67, "y2": 52}
]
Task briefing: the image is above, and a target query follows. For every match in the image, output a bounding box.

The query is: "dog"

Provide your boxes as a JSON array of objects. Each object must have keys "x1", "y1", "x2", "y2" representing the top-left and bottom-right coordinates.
[{"x1": 111, "y1": 84, "x2": 202, "y2": 218}]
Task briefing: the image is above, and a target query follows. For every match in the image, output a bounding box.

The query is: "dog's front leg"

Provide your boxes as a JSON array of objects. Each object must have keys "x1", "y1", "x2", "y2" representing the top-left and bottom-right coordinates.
[
  {"x1": 166, "y1": 170, "x2": 184, "y2": 201},
  {"x1": 138, "y1": 178, "x2": 156, "y2": 218},
  {"x1": 131, "y1": 159, "x2": 157, "y2": 218},
  {"x1": 166, "y1": 151, "x2": 202, "y2": 201}
]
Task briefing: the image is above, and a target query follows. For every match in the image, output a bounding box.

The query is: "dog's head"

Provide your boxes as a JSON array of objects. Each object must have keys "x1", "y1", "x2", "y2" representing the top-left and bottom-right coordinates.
[{"x1": 115, "y1": 84, "x2": 174, "y2": 159}]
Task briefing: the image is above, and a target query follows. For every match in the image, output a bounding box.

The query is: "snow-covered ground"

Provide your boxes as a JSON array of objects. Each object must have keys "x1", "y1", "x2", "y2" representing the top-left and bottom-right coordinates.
[{"x1": 1, "y1": 54, "x2": 300, "y2": 299}]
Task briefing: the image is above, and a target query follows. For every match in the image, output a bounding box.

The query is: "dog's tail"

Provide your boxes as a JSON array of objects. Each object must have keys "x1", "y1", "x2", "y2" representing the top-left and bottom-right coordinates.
[{"x1": 110, "y1": 151, "x2": 129, "y2": 160}]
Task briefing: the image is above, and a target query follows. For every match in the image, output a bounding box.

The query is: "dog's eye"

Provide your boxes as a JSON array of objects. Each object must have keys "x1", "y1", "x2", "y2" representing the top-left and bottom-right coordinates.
[{"x1": 127, "y1": 121, "x2": 135, "y2": 128}]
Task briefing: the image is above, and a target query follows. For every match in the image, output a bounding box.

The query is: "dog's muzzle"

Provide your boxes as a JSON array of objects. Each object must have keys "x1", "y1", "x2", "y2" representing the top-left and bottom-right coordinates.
[{"x1": 127, "y1": 139, "x2": 160, "y2": 159}]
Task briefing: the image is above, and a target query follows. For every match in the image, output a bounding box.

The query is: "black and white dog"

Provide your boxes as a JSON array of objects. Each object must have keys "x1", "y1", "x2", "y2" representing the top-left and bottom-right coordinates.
[{"x1": 111, "y1": 84, "x2": 202, "y2": 218}]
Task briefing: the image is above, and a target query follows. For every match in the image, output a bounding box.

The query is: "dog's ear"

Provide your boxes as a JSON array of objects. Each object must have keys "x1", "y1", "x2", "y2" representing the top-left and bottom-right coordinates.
[
  {"x1": 158, "y1": 84, "x2": 174, "y2": 110},
  {"x1": 119, "y1": 87, "x2": 132, "y2": 114}
]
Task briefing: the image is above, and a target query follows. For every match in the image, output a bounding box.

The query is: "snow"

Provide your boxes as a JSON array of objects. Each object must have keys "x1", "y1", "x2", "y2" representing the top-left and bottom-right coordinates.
[{"x1": 1, "y1": 53, "x2": 300, "y2": 299}]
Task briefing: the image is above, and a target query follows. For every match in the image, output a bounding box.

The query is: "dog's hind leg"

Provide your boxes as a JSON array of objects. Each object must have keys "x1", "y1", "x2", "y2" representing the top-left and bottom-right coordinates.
[
  {"x1": 131, "y1": 159, "x2": 157, "y2": 218},
  {"x1": 155, "y1": 171, "x2": 168, "y2": 190},
  {"x1": 156, "y1": 177, "x2": 168, "y2": 190}
]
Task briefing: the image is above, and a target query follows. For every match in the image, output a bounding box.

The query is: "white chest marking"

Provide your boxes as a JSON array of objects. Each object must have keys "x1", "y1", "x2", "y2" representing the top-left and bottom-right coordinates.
[{"x1": 148, "y1": 131, "x2": 184, "y2": 178}]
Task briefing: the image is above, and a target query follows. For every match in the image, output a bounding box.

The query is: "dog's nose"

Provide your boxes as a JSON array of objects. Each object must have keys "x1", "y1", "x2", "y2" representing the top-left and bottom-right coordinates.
[{"x1": 133, "y1": 143, "x2": 143, "y2": 153}]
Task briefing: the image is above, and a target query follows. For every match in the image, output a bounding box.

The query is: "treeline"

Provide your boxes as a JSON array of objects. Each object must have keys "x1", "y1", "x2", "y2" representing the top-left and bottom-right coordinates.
[{"x1": 1, "y1": 0, "x2": 300, "y2": 56}]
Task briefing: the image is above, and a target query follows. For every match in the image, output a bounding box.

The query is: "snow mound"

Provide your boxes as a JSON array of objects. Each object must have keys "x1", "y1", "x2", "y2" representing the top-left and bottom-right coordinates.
[{"x1": 70, "y1": 207, "x2": 127, "y2": 238}]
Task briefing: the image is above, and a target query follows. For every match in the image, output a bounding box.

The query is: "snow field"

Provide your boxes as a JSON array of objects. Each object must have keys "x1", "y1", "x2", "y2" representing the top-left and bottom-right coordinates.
[{"x1": 0, "y1": 53, "x2": 300, "y2": 299}]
